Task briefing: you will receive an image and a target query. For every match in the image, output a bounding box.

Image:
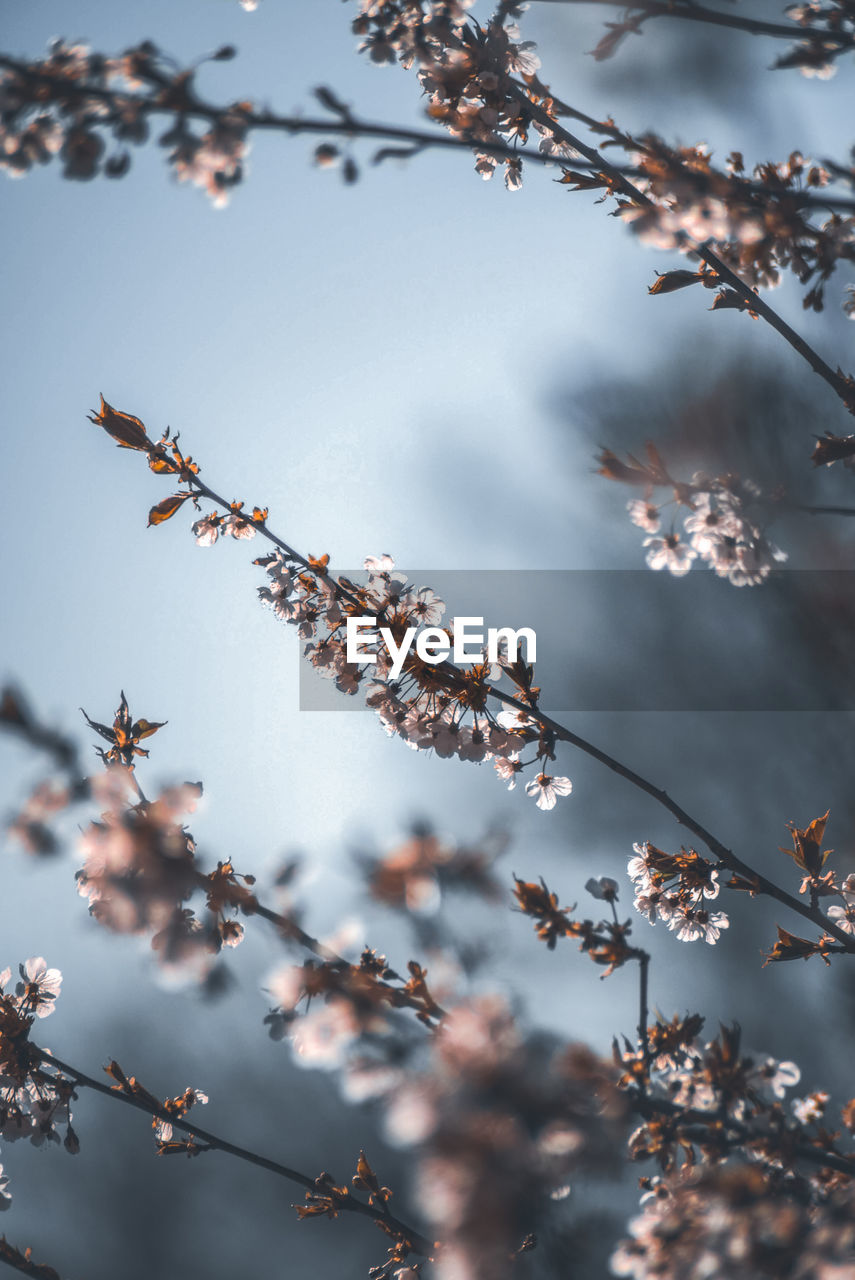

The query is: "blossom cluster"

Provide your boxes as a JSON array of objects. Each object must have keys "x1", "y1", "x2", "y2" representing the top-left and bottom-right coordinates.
[
  {"x1": 264, "y1": 948, "x2": 445, "y2": 1062},
  {"x1": 512, "y1": 874, "x2": 643, "y2": 976},
  {"x1": 635, "y1": 487, "x2": 787, "y2": 585},
  {"x1": 613, "y1": 1166, "x2": 855, "y2": 1278},
  {"x1": 334, "y1": 993, "x2": 622, "y2": 1280},
  {"x1": 103, "y1": 1061, "x2": 210, "y2": 1155},
  {"x1": 0, "y1": 40, "x2": 249, "y2": 202},
  {"x1": 349, "y1": 0, "x2": 564, "y2": 191},
  {"x1": 619, "y1": 1018, "x2": 802, "y2": 1131},
  {"x1": 0, "y1": 959, "x2": 77, "y2": 1213},
  {"x1": 257, "y1": 548, "x2": 571, "y2": 808},
  {"x1": 616, "y1": 144, "x2": 855, "y2": 312},
  {"x1": 628, "y1": 841, "x2": 729, "y2": 944},
  {"x1": 612, "y1": 1017, "x2": 855, "y2": 1274},
  {"x1": 75, "y1": 770, "x2": 253, "y2": 977},
  {"x1": 362, "y1": 826, "x2": 507, "y2": 916},
  {"x1": 79, "y1": 396, "x2": 575, "y2": 811},
  {"x1": 599, "y1": 444, "x2": 788, "y2": 585},
  {"x1": 347, "y1": 1, "x2": 855, "y2": 318}
]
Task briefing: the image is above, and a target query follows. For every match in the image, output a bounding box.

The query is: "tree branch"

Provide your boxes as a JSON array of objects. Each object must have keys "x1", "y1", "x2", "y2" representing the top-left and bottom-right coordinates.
[
  {"x1": 531, "y1": 0, "x2": 855, "y2": 51},
  {"x1": 630, "y1": 1089, "x2": 855, "y2": 1178},
  {"x1": 33, "y1": 1048, "x2": 434, "y2": 1257},
  {"x1": 4, "y1": 46, "x2": 855, "y2": 406},
  {"x1": 0, "y1": 1242, "x2": 61, "y2": 1280},
  {"x1": 503, "y1": 83, "x2": 855, "y2": 415},
  {"x1": 168, "y1": 471, "x2": 855, "y2": 953}
]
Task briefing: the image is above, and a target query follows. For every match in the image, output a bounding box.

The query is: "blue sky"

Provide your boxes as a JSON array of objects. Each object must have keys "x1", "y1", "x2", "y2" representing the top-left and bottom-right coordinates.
[{"x1": 3, "y1": 0, "x2": 855, "y2": 1108}]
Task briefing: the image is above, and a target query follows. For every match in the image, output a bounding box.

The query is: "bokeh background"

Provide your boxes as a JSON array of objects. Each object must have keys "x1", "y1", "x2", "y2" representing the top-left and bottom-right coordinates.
[{"x1": 3, "y1": 1, "x2": 855, "y2": 1275}]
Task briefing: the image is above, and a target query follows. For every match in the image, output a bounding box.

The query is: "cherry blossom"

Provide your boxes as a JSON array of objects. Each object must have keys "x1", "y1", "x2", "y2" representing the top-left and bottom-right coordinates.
[
  {"x1": 643, "y1": 532, "x2": 696, "y2": 576},
  {"x1": 16, "y1": 957, "x2": 62, "y2": 1019},
  {"x1": 524, "y1": 773, "x2": 573, "y2": 811}
]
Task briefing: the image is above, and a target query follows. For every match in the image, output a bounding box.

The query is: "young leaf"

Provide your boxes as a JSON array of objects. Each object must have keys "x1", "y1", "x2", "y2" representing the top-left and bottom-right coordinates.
[{"x1": 148, "y1": 493, "x2": 191, "y2": 527}]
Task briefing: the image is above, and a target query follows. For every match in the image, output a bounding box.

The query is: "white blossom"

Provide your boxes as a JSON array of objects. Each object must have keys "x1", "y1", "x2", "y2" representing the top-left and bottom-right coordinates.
[{"x1": 524, "y1": 773, "x2": 573, "y2": 811}]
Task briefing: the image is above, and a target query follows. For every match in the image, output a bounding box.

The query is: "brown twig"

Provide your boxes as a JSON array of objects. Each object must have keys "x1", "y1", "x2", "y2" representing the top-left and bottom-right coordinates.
[
  {"x1": 0, "y1": 1240, "x2": 61, "y2": 1280},
  {"x1": 33, "y1": 1048, "x2": 434, "y2": 1257},
  {"x1": 532, "y1": 0, "x2": 855, "y2": 52},
  {"x1": 486, "y1": 681, "x2": 855, "y2": 951},
  {"x1": 630, "y1": 1090, "x2": 855, "y2": 1178},
  {"x1": 503, "y1": 83, "x2": 855, "y2": 415},
  {"x1": 637, "y1": 951, "x2": 650, "y2": 1067},
  {"x1": 144, "y1": 464, "x2": 855, "y2": 955},
  {"x1": 4, "y1": 46, "x2": 855, "y2": 403}
]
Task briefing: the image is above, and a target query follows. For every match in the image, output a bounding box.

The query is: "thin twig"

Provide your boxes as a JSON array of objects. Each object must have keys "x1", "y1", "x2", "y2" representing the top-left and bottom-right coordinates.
[
  {"x1": 531, "y1": 0, "x2": 855, "y2": 51},
  {"x1": 176, "y1": 473, "x2": 855, "y2": 953},
  {"x1": 246, "y1": 897, "x2": 447, "y2": 1021},
  {"x1": 488, "y1": 681, "x2": 855, "y2": 950},
  {"x1": 503, "y1": 83, "x2": 855, "y2": 415},
  {"x1": 5, "y1": 47, "x2": 855, "y2": 397},
  {"x1": 791, "y1": 502, "x2": 855, "y2": 516},
  {"x1": 4, "y1": 55, "x2": 855, "y2": 209},
  {"x1": 630, "y1": 1090, "x2": 855, "y2": 1178},
  {"x1": 34, "y1": 1048, "x2": 434, "y2": 1256},
  {"x1": 0, "y1": 1242, "x2": 60, "y2": 1280},
  {"x1": 0, "y1": 53, "x2": 561, "y2": 172},
  {"x1": 637, "y1": 951, "x2": 650, "y2": 1067}
]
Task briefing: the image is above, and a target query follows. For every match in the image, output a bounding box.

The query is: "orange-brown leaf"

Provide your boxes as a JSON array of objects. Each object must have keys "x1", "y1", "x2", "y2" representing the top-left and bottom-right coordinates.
[
  {"x1": 131, "y1": 718, "x2": 167, "y2": 741},
  {"x1": 148, "y1": 493, "x2": 191, "y2": 527},
  {"x1": 811, "y1": 432, "x2": 855, "y2": 467},
  {"x1": 648, "y1": 270, "x2": 705, "y2": 296},
  {"x1": 88, "y1": 394, "x2": 150, "y2": 451},
  {"x1": 558, "y1": 169, "x2": 608, "y2": 191},
  {"x1": 781, "y1": 811, "x2": 831, "y2": 876},
  {"x1": 763, "y1": 926, "x2": 821, "y2": 966}
]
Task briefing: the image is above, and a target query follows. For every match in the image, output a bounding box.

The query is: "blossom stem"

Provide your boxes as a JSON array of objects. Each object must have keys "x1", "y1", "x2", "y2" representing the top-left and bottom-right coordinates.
[
  {"x1": 631, "y1": 1091, "x2": 855, "y2": 1177},
  {"x1": 791, "y1": 503, "x2": 855, "y2": 517},
  {"x1": 33, "y1": 1048, "x2": 434, "y2": 1256},
  {"x1": 0, "y1": 1240, "x2": 63, "y2": 1280},
  {"x1": 532, "y1": 0, "x2": 855, "y2": 51},
  {"x1": 246, "y1": 898, "x2": 447, "y2": 1021},
  {"x1": 181, "y1": 473, "x2": 855, "y2": 953},
  {"x1": 637, "y1": 951, "x2": 650, "y2": 1067},
  {"x1": 4, "y1": 52, "x2": 855, "y2": 211},
  {"x1": 503, "y1": 84, "x2": 855, "y2": 415},
  {"x1": 0, "y1": 53, "x2": 562, "y2": 171},
  {"x1": 488, "y1": 684, "x2": 855, "y2": 950}
]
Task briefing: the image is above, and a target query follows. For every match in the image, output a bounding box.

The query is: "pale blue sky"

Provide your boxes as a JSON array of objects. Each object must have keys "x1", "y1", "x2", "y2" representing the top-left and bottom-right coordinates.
[
  {"x1": 3, "y1": 12, "x2": 855, "y2": 1253},
  {"x1": 6, "y1": 8, "x2": 855, "y2": 1277}
]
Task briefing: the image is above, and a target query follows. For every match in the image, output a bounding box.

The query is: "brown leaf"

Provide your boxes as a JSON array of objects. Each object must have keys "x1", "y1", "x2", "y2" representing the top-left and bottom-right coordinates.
[
  {"x1": 131, "y1": 718, "x2": 167, "y2": 741},
  {"x1": 595, "y1": 448, "x2": 652, "y2": 485},
  {"x1": 88, "y1": 394, "x2": 150, "y2": 451},
  {"x1": 780, "y1": 810, "x2": 831, "y2": 876},
  {"x1": 558, "y1": 169, "x2": 608, "y2": 192},
  {"x1": 841, "y1": 1099, "x2": 855, "y2": 1133},
  {"x1": 726, "y1": 872, "x2": 761, "y2": 895},
  {"x1": 596, "y1": 445, "x2": 671, "y2": 488},
  {"x1": 148, "y1": 493, "x2": 191, "y2": 527},
  {"x1": 710, "y1": 289, "x2": 754, "y2": 314},
  {"x1": 811, "y1": 431, "x2": 855, "y2": 467},
  {"x1": 763, "y1": 925, "x2": 821, "y2": 966},
  {"x1": 648, "y1": 270, "x2": 705, "y2": 296},
  {"x1": 589, "y1": 16, "x2": 644, "y2": 62}
]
